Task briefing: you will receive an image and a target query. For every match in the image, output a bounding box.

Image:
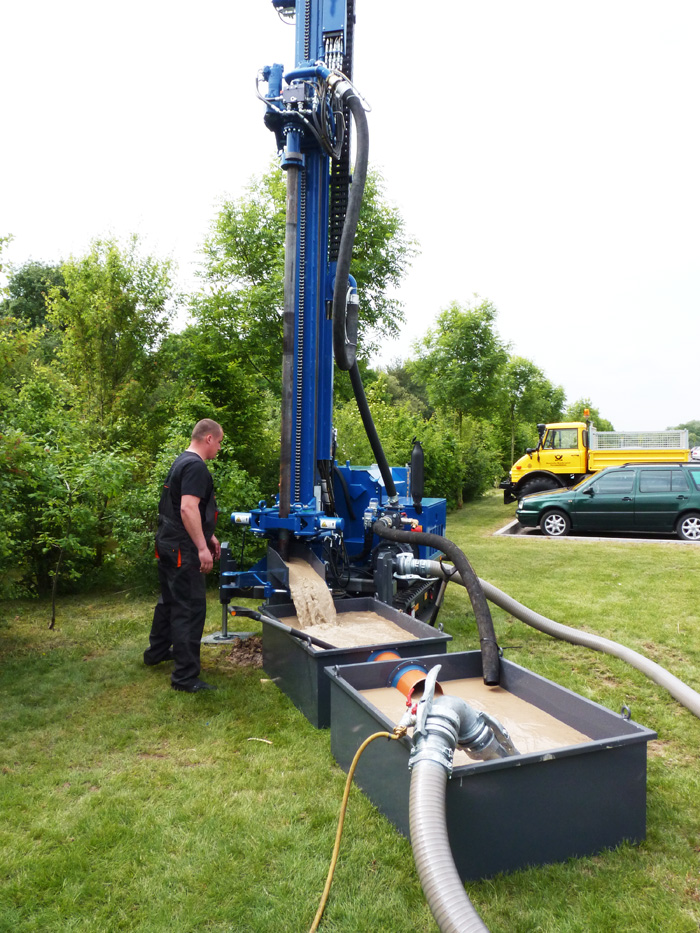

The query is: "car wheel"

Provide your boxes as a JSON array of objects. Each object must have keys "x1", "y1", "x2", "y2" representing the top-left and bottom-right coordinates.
[
  {"x1": 519, "y1": 477, "x2": 560, "y2": 497},
  {"x1": 676, "y1": 513, "x2": 700, "y2": 541},
  {"x1": 541, "y1": 509, "x2": 571, "y2": 537}
]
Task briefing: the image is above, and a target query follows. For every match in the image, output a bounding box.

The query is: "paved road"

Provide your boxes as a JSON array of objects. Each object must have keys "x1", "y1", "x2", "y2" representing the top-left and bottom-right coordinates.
[{"x1": 494, "y1": 519, "x2": 695, "y2": 545}]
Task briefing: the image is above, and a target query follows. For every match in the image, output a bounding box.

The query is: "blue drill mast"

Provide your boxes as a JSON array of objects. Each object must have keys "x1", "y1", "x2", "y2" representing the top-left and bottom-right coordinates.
[{"x1": 219, "y1": 0, "x2": 447, "y2": 620}]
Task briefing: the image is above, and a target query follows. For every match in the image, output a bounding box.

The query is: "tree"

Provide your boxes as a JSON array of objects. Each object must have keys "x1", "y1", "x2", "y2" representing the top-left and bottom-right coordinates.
[
  {"x1": 670, "y1": 421, "x2": 700, "y2": 447},
  {"x1": 0, "y1": 234, "x2": 12, "y2": 296},
  {"x1": 2, "y1": 261, "x2": 66, "y2": 328},
  {"x1": 564, "y1": 399, "x2": 614, "y2": 431},
  {"x1": 412, "y1": 298, "x2": 508, "y2": 433},
  {"x1": 501, "y1": 356, "x2": 565, "y2": 463},
  {"x1": 379, "y1": 357, "x2": 432, "y2": 417},
  {"x1": 333, "y1": 376, "x2": 502, "y2": 508},
  {"x1": 193, "y1": 162, "x2": 417, "y2": 389},
  {"x1": 47, "y1": 236, "x2": 175, "y2": 447}
]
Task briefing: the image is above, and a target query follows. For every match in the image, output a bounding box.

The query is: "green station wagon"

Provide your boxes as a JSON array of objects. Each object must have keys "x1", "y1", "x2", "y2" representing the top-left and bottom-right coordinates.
[{"x1": 515, "y1": 463, "x2": 700, "y2": 540}]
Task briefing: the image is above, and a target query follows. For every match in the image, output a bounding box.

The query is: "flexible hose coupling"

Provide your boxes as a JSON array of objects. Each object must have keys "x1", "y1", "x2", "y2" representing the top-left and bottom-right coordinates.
[
  {"x1": 394, "y1": 553, "x2": 431, "y2": 576},
  {"x1": 409, "y1": 678, "x2": 519, "y2": 773},
  {"x1": 409, "y1": 705, "x2": 459, "y2": 773},
  {"x1": 326, "y1": 72, "x2": 353, "y2": 98}
]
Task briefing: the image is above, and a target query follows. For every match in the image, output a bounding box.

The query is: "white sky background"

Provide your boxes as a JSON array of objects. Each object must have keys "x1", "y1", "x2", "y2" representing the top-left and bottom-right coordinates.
[{"x1": 2, "y1": 0, "x2": 698, "y2": 430}]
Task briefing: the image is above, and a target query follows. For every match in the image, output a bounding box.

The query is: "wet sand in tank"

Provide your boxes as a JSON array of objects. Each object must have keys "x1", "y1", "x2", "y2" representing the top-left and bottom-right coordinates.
[
  {"x1": 361, "y1": 677, "x2": 591, "y2": 760},
  {"x1": 283, "y1": 610, "x2": 419, "y2": 649}
]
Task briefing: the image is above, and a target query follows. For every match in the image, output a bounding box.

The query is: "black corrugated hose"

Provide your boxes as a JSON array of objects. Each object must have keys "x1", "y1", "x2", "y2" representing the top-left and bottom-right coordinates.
[
  {"x1": 329, "y1": 85, "x2": 398, "y2": 500},
  {"x1": 372, "y1": 522, "x2": 501, "y2": 685},
  {"x1": 332, "y1": 90, "x2": 367, "y2": 373}
]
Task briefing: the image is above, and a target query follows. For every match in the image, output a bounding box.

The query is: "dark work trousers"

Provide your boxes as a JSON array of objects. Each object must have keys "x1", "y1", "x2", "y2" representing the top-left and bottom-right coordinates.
[{"x1": 145, "y1": 550, "x2": 207, "y2": 688}]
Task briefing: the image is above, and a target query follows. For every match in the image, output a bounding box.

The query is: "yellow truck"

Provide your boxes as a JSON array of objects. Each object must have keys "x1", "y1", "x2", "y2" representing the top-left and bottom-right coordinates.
[{"x1": 500, "y1": 421, "x2": 698, "y2": 503}]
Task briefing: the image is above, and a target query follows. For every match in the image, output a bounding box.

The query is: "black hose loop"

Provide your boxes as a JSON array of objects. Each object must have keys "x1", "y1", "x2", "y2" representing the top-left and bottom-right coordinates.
[
  {"x1": 373, "y1": 523, "x2": 500, "y2": 685},
  {"x1": 333, "y1": 92, "x2": 368, "y2": 371}
]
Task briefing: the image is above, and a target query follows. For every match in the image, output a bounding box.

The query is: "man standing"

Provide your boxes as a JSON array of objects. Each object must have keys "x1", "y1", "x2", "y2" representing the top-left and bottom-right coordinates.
[{"x1": 144, "y1": 419, "x2": 223, "y2": 692}]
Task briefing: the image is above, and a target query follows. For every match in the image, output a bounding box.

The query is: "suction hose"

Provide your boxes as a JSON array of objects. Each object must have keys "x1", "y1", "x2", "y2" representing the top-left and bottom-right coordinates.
[
  {"x1": 410, "y1": 761, "x2": 489, "y2": 933},
  {"x1": 478, "y1": 576, "x2": 700, "y2": 720},
  {"x1": 407, "y1": 673, "x2": 515, "y2": 933},
  {"x1": 396, "y1": 556, "x2": 700, "y2": 719},
  {"x1": 373, "y1": 523, "x2": 500, "y2": 685}
]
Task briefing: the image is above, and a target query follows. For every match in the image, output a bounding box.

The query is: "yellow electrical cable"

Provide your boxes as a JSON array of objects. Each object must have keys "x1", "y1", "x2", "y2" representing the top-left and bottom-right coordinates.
[{"x1": 309, "y1": 726, "x2": 407, "y2": 933}]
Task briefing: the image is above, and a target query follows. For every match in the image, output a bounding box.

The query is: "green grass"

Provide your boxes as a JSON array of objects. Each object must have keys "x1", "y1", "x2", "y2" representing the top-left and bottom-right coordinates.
[{"x1": 1, "y1": 491, "x2": 699, "y2": 932}]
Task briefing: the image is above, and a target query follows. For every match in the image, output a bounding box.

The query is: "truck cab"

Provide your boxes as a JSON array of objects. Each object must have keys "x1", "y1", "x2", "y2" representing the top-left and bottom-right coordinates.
[{"x1": 500, "y1": 422, "x2": 588, "y2": 503}]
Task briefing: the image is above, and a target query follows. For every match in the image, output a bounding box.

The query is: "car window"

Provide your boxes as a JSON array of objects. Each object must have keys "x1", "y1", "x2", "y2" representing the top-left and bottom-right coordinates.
[
  {"x1": 591, "y1": 472, "x2": 635, "y2": 495},
  {"x1": 689, "y1": 470, "x2": 700, "y2": 490},
  {"x1": 543, "y1": 429, "x2": 579, "y2": 450},
  {"x1": 639, "y1": 470, "x2": 671, "y2": 493},
  {"x1": 672, "y1": 471, "x2": 689, "y2": 492}
]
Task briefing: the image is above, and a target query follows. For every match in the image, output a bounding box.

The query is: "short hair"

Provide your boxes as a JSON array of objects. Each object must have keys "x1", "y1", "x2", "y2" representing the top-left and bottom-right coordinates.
[{"x1": 191, "y1": 419, "x2": 223, "y2": 441}]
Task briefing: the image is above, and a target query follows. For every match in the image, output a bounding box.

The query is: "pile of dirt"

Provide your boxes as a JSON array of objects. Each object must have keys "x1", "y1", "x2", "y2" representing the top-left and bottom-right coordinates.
[{"x1": 223, "y1": 635, "x2": 263, "y2": 668}]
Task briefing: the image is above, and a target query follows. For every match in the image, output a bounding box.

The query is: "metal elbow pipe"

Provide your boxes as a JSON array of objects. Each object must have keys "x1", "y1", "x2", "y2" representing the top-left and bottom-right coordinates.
[{"x1": 413, "y1": 695, "x2": 516, "y2": 764}]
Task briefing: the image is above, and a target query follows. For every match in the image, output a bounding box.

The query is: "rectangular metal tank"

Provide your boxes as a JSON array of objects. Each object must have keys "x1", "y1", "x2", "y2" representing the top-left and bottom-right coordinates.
[
  {"x1": 326, "y1": 650, "x2": 656, "y2": 880},
  {"x1": 263, "y1": 599, "x2": 451, "y2": 728}
]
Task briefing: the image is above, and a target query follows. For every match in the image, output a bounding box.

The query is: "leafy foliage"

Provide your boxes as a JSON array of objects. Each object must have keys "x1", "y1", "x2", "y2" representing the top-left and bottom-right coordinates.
[
  {"x1": 47, "y1": 236, "x2": 175, "y2": 449},
  {"x1": 412, "y1": 298, "x2": 508, "y2": 426},
  {"x1": 564, "y1": 398, "x2": 614, "y2": 431},
  {"x1": 671, "y1": 420, "x2": 700, "y2": 447},
  {"x1": 2, "y1": 260, "x2": 66, "y2": 328}
]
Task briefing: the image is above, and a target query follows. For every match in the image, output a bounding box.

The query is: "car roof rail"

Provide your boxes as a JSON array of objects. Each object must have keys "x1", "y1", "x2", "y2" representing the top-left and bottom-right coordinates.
[{"x1": 618, "y1": 462, "x2": 689, "y2": 468}]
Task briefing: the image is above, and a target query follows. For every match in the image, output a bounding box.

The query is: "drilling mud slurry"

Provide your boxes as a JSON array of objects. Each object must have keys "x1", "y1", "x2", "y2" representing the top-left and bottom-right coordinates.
[
  {"x1": 361, "y1": 679, "x2": 591, "y2": 759},
  {"x1": 285, "y1": 558, "x2": 419, "y2": 649},
  {"x1": 286, "y1": 558, "x2": 337, "y2": 629}
]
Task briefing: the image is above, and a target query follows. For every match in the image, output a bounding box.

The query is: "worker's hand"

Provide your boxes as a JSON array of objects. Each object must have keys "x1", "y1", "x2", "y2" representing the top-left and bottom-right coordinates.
[
  {"x1": 198, "y1": 546, "x2": 214, "y2": 574},
  {"x1": 208, "y1": 535, "x2": 221, "y2": 561}
]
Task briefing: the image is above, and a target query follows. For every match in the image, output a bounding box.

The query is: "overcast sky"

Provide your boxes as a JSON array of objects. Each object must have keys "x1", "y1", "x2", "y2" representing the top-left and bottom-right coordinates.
[{"x1": 2, "y1": 1, "x2": 698, "y2": 430}]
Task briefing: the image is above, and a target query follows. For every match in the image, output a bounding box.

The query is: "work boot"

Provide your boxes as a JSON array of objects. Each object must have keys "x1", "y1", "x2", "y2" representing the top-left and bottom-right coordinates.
[{"x1": 171, "y1": 679, "x2": 218, "y2": 693}]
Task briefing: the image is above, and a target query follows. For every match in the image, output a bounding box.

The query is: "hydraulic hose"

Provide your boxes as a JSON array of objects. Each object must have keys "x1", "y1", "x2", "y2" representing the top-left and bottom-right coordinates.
[
  {"x1": 350, "y1": 362, "x2": 398, "y2": 500},
  {"x1": 332, "y1": 90, "x2": 368, "y2": 372},
  {"x1": 327, "y1": 81, "x2": 398, "y2": 502},
  {"x1": 332, "y1": 464, "x2": 356, "y2": 521},
  {"x1": 401, "y1": 558, "x2": 700, "y2": 719},
  {"x1": 373, "y1": 524, "x2": 500, "y2": 685},
  {"x1": 409, "y1": 760, "x2": 489, "y2": 933}
]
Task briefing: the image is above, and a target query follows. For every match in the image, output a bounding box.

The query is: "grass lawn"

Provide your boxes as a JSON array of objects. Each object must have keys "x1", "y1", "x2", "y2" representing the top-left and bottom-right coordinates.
[{"x1": 1, "y1": 491, "x2": 699, "y2": 932}]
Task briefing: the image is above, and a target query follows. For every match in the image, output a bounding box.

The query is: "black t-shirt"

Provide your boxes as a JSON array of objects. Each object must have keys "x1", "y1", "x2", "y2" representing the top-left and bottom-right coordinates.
[{"x1": 160, "y1": 452, "x2": 217, "y2": 541}]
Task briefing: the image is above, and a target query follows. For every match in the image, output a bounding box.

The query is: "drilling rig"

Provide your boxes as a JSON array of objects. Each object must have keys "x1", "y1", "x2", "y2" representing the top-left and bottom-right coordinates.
[{"x1": 219, "y1": 0, "x2": 449, "y2": 625}]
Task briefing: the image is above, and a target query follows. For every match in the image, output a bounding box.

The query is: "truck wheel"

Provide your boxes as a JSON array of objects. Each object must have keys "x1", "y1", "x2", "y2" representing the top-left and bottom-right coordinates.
[
  {"x1": 676, "y1": 513, "x2": 700, "y2": 541},
  {"x1": 541, "y1": 510, "x2": 571, "y2": 537},
  {"x1": 519, "y1": 477, "x2": 560, "y2": 498}
]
